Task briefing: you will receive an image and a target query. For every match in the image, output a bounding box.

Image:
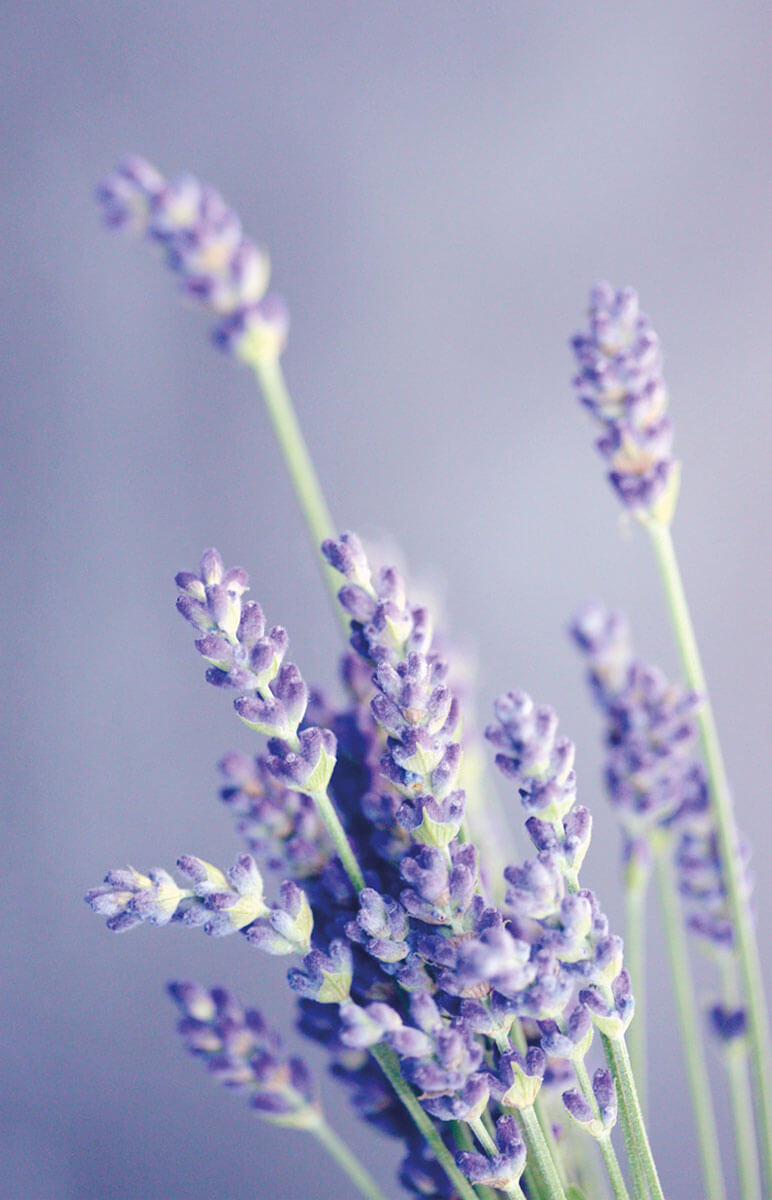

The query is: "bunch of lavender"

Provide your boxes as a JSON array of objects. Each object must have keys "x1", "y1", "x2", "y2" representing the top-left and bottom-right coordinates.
[
  {"x1": 84, "y1": 158, "x2": 771, "y2": 1200},
  {"x1": 571, "y1": 285, "x2": 772, "y2": 1199}
]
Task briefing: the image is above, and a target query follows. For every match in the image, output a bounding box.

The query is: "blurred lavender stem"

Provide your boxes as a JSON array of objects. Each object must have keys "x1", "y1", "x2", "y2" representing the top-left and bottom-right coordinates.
[
  {"x1": 572, "y1": 1060, "x2": 631, "y2": 1200},
  {"x1": 311, "y1": 1119, "x2": 390, "y2": 1200},
  {"x1": 518, "y1": 1105, "x2": 568, "y2": 1200},
  {"x1": 602, "y1": 1035, "x2": 665, "y2": 1200},
  {"x1": 624, "y1": 877, "x2": 648, "y2": 1115},
  {"x1": 654, "y1": 849, "x2": 725, "y2": 1200},
  {"x1": 719, "y1": 959, "x2": 764, "y2": 1200},
  {"x1": 647, "y1": 520, "x2": 772, "y2": 1191},
  {"x1": 248, "y1": 353, "x2": 349, "y2": 633}
]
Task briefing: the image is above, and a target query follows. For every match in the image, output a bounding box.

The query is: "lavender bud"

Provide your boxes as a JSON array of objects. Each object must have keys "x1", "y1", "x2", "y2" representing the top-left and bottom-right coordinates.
[
  {"x1": 288, "y1": 940, "x2": 353, "y2": 1004},
  {"x1": 339, "y1": 1001, "x2": 403, "y2": 1049},
  {"x1": 493, "y1": 1047, "x2": 546, "y2": 1110},
  {"x1": 266, "y1": 726, "x2": 337, "y2": 796},
  {"x1": 456, "y1": 1113, "x2": 526, "y2": 1191}
]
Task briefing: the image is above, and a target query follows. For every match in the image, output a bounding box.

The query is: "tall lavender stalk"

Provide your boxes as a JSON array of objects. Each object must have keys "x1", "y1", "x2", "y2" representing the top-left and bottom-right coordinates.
[
  {"x1": 96, "y1": 156, "x2": 344, "y2": 624},
  {"x1": 571, "y1": 283, "x2": 772, "y2": 1193},
  {"x1": 571, "y1": 603, "x2": 727, "y2": 1200}
]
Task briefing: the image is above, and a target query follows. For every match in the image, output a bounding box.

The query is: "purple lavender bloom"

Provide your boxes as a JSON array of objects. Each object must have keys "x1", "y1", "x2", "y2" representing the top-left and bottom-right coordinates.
[
  {"x1": 400, "y1": 843, "x2": 478, "y2": 927},
  {"x1": 676, "y1": 806, "x2": 753, "y2": 952},
  {"x1": 97, "y1": 157, "x2": 281, "y2": 361},
  {"x1": 346, "y1": 889, "x2": 410, "y2": 964},
  {"x1": 432, "y1": 907, "x2": 535, "y2": 1001},
  {"x1": 95, "y1": 155, "x2": 165, "y2": 231},
  {"x1": 85, "y1": 865, "x2": 189, "y2": 931},
  {"x1": 266, "y1": 727, "x2": 337, "y2": 795},
  {"x1": 339, "y1": 1001, "x2": 403, "y2": 1049},
  {"x1": 456, "y1": 1113, "x2": 526, "y2": 1190},
  {"x1": 562, "y1": 1068, "x2": 617, "y2": 1138},
  {"x1": 288, "y1": 940, "x2": 353, "y2": 1004},
  {"x1": 490, "y1": 1045, "x2": 546, "y2": 1110},
  {"x1": 707, "y1": 1004, "x2": 747, "y2": 1044},
  {"x1": 571, "y1": 282, "x2": 680, "y2": 522},
  {"x1": 580, "y1": 968, "x2": 635, "y2": 1038},
  {"x1": 487, "y1": 690, "x2": 576, "y2": 825},
  {"x1": 388, "y1": 994, "x2": 490, "y2": 1122},
  {"x1": 539, "y1": 1003, "x2": 594, "y2": 1062},
  {"x1": 571, "y1": 602, "x2": 704, "y2": 847},
  {"x1": 169, "y1": 981, "x2": 322, "y2": 1129},
  {"x1": 396, "y1": 792, "x2": 465, "y2": 850},
  {"x1": 218, "y1": 750, "x2": 332, "y2": 877}
]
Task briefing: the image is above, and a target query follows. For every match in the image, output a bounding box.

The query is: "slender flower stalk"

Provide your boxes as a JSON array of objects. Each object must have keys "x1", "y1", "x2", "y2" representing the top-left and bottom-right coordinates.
[
  {"x1": 623, "y1": 873, "x2": 647, "y2": 1110},
  {"x1": 647, "y1": 520, "x2": 772, "y2": 1192},
  {"x1": 570, "y1": 601, "x2": 726, "y2": 1196},
  {"x1": 718, "y1": 957, "x2": 764, "y2": 1200},
  {"x1": 602, "y1": 1034, "x2": 665, "y2": 1200},
  {"x1": 654, "y1": 850, "x2": 726, "y2": 1200},
  {"x1": 572, "y1": 286, "x2": 771, "y2": 1195},
  {"x1": 570, "y1": 1059, "x2": 630, "y2": 1200}
]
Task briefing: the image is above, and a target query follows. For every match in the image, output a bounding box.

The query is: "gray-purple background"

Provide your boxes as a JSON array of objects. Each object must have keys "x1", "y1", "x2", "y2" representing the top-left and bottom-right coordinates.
[{"x1": 3, "y1": 3, "x2": 771, "y2": 1197}]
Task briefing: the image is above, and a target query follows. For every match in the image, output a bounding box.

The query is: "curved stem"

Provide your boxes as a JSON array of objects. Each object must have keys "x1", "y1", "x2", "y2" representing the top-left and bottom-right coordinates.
[
  {"x1": 573, "y1": 1060, "x2": 631, "y2": 1200},
  {"x1": 519, "y1": 1104, "x2": 569, "y2": 1200},
  {"x1": 308, "y1": 787, "x2": 365, "y2": 892},
  {"x1": 369, "y1": 1043, "x2": 480, "y2": 1200},
  {"x1": 312, "y1": 1118, "x2": 389, "y2": 1200},
  {"x1": 250, "y1": 355, "x2": 348, "y2": 633},
  {"x1": 603, "y1": 1034, "x2": 665, "y2": 1200},
  {"x1": 624, "y1": 877, "x2": 648, "y2": 1117},
  {"x1": 655, "y1": 850, "x2": 726, "y2": 1200},
  {"x1": 720, "y1": 960, "x2": 764, "y2": 1200},
  {"x1": 647, "y1": 521, "x2": 772, "y2": 1191}
]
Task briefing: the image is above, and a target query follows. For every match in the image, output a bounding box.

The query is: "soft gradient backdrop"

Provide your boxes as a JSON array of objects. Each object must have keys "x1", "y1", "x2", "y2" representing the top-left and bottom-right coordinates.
[{"x1": 2, "y1": 3, "x2": 771, "y2": 1197}]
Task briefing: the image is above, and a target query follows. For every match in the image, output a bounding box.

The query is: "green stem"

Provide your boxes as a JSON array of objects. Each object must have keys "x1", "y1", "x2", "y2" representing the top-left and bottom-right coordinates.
[
  {"x1": 312, "y1": 1118, "x2": 389, "y2": 1200},
  {"x1": 655, "y1": 851, "x2": 726, "y2": 1200},
  {"x1": 647, "y1": 520, "x2": 772, "y2": 1191},
  {"x1": 451, "y1": 1123, "x2": 498, "y2": 1200},
  {"x1": 468, "y1": 1117, "x2": 527, "y2": 1199},
  {"x1": 370, "y1": 1043, "x2": 480, "y2": 1200},
  {"x1": 603, "y1": 1034, "x2": 665, "y2": 1200},
  {"x1": 519, "y1": 1104, "x2": 569, "y2": 1200},
  {"x1": 308, "y1": 787, "x2": 365, "y2": 892},
  {"x1": 250, "y1": 354, "x2": 348, "y2": 631},
  {"x1": 573, "y1": 1060, "x2": 631, "y2": 1200},
  {"x1": 720, "y1": 960, "x2": 764, "y2": 1200},
  {"x1": 624, "y1": 877, "x2": 648, "y2": 1117}
]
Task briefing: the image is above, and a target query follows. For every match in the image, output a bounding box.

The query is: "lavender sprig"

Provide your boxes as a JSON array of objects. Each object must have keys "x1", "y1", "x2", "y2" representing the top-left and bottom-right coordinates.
[
  {"x1": 487, "y1": 690, "x2": 652, "y2": 1200},
  {"x1": 176, "y1": 548, "x2": 364, "y2": 891},
  {"x1": 573, "y1": 284, "x2": 772, "y2": 1194},
  {"x1": 97, "y1": 156, "x2": 344, "y2": 619},
  {"x1": 168, "y1": 982, "x2": 388, "y2": 1199}
]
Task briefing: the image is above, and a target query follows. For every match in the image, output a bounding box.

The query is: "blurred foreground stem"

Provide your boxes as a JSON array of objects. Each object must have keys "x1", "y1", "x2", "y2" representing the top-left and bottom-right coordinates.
[
  {"x1": 312, "y1": 1118, "x2": 389, "y2": 1200},
  {"x1": 655, "y1": 850, "x2": 725, "y2": 1200},
  {"x1": 250, "y1": 354, "x2": 348, "y2": 631},
  {"x1": 647, "y1": 521, "x2": 772, "y2": 1192}
]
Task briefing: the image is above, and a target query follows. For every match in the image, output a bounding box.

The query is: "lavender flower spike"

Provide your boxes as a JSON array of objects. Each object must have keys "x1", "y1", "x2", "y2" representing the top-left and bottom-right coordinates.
[
  {"x1": 97, "y1": 157, "x2": 286, "y2": 362},
  {"x1": 169, "y1": 981, "x2": 322, "y2": 1129},
  {"x1": 571, "y1": 282, "x2": 680, "y2": 523}
]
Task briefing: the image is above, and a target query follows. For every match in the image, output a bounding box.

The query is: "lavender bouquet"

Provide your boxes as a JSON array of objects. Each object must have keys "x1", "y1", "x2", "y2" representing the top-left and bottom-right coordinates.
[{"x1": 86, "y1": 158, "x2": 771, "y2": 1200}]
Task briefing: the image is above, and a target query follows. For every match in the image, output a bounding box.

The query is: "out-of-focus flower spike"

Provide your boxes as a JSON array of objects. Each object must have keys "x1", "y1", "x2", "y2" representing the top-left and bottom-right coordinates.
[
  {"x1": 97, "y1": 157, "x2": 280, "y2": 357},
  {"x1": 571, "y1": 282, "x2": 680, "y2": 524}
]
